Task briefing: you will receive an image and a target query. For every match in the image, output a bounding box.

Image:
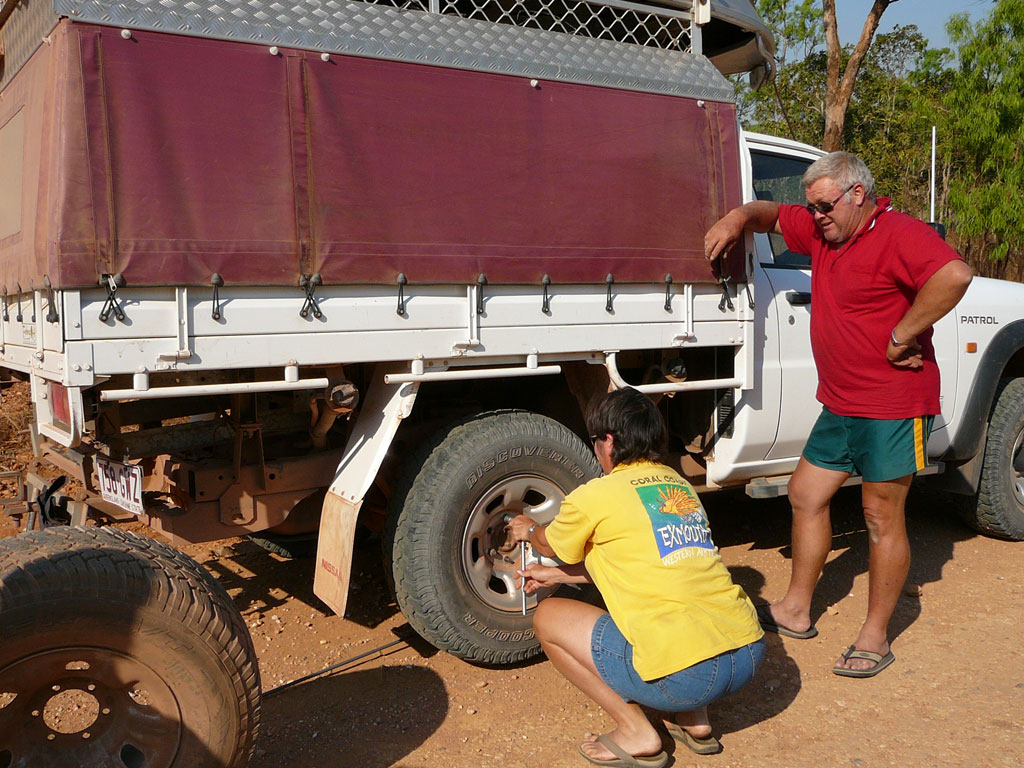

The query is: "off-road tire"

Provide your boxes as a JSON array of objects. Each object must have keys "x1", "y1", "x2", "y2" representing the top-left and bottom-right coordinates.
[
  {"x1": 963, "y1": 377, "x2": 1024, "y2": 540},
  {"x1": 386, "y1": 410, "x2": 600, "y2": 664},
  {"x1": 0, "y1": 526, "x2": 261, "y2": 768}
]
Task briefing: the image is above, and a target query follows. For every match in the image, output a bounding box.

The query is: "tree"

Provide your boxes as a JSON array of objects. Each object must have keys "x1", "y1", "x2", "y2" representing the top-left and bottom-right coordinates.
[
  {"x1": 942, "y1": 0, "x2": 1024, "y2": 276},
  {"x1": 737, "y1": 0, "x2": 900, "y2": 151},
  {"x1": 821, "y1": 0, "x2": 900, "y2": 151},
  {"x1": 732, "y1": 0, "x2": 824, "y2": 142},
  {"x1": 841, "y1": 25, "x2": 949, "y2": 216}
]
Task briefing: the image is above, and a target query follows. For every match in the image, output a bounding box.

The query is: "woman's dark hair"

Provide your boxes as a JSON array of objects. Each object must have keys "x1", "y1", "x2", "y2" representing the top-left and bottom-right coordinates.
[{"x1": 585, "y1": 387, "x2": 667, "y2": 466}]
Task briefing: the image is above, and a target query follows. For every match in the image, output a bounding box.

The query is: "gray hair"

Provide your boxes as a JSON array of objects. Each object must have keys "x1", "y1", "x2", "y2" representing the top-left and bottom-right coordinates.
[{"x1": 803, "y1": 151, "x2": 876, "y2": 200}]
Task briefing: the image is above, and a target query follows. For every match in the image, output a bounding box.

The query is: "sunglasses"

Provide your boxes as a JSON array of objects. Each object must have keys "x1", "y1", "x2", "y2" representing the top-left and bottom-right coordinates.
[{"x1": 805, "y1": 183, "x2": 855, "y2": 215}]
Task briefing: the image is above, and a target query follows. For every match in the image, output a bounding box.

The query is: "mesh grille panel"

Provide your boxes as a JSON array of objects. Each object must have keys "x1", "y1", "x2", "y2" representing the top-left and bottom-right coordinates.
[
  {"x1": 354, "y1": 0, "x2": 691, "y2": 52},
  {"x1": 357, "y1": 0, "x2": 432, "y2": 10}
]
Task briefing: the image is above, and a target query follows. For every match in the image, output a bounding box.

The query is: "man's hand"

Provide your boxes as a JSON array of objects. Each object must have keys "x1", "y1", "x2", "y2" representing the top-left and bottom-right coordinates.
[
  {"x1": 704, "y1": 212, "x2": 745, "y2": 263},
  {"x1": 886, "y1": 261, "x2": 972, "y2": 364},
  {"x1": 887, "y1": 336, "x2": 924, "y2": 368},
  {"x1": 704, "y1": 201, "x2": 783, "y2": 262}
]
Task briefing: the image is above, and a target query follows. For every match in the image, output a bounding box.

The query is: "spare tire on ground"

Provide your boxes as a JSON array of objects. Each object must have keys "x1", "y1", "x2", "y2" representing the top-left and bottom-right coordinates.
[{"x1": 0, "y1": 526, "x2": 261, "y2": 768}]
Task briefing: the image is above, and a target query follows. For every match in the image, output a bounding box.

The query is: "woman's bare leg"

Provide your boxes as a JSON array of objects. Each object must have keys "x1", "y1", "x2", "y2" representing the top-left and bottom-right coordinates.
[{"x1": 533, "y1": 597, "x2": 662, "y2": 760}]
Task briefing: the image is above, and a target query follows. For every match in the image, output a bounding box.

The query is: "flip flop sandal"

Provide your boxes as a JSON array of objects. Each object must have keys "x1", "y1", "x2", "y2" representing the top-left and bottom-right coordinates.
[
  {"x1": 577, "y1": 733, "x2": 669, "y2": 768},
  {"x1": 664, "y1": 721, "x2": 722, "y2": 755},
  {"x1": 832, "y1": 645, "x2": 896, "y2": 678},
  {"x1": 756, "y1": 603, "x2": 818, "y2": 639}
]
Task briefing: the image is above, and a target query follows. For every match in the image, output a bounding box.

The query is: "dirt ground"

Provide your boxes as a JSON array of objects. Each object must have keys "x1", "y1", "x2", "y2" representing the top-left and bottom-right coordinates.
[{"x1": 1, "y1": 381, "x2": 1023, "y2": 768}]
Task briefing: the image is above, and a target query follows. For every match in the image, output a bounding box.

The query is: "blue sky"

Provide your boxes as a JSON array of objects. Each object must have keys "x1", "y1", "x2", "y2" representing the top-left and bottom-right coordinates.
[{"x1": 835, "y1": 0, "x2": 995, "y2": 49}]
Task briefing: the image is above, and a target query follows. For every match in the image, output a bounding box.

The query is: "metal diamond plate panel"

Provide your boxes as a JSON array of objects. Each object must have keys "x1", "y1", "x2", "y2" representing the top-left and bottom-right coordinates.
[
  {"x1": 1, "y1": 0, "x2": 60, "y2": 90},
  {"x1": 51, "y1": 0, "x2": 734, "y2": 101}
]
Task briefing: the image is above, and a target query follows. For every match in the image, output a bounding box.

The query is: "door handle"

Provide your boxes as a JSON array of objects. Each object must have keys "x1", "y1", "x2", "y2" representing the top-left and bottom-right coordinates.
[{"x1": 785, "y1": 291, "x2": 811, "y2": 306}]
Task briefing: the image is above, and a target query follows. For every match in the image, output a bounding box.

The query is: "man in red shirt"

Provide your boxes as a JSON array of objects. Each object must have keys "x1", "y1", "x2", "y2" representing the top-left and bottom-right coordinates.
[{"x1": 704, "y1": 152, "x2": 972, "y2": 677}]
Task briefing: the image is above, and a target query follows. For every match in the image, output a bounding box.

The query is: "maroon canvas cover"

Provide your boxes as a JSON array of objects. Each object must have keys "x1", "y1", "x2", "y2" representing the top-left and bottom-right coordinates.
[{"x1": 0, "y1": 21, "x2": 745, "y2": 290}]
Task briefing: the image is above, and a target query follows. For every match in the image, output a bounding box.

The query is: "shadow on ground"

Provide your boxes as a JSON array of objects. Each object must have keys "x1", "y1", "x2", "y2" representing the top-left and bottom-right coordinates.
[
  {"x1": 258, "y1": 664, "x2": 449, "y2": 767},
  {"x1": 706, "y1": 484, "x2": 976, "y2": 646},
  {"x1": 205, "y1": 529, "x2": 402, "y2": 629},
  {"x1": 714, "y1": 564, "x2": 801, "y2": 737}
]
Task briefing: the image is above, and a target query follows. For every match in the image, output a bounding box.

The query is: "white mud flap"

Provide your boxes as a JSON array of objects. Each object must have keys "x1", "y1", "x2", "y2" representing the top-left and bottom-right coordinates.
[{"x1": 313, "y1": 363, "x2": 418, "y2": 615}]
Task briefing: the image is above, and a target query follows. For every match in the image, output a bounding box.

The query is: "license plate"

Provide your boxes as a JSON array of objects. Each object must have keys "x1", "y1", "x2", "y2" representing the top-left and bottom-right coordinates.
[{"x1": 95, "y1": 457, "x2": 144, "y2": 515}]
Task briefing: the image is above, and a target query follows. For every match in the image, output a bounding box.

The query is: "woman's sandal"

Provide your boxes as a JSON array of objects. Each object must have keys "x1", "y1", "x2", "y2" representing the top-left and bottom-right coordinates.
[
  {"x1": 664, "y1": 721, "x2": 722, "y2": 755},
  {"x1": 577, "y1": 733, "x2": 669, "y2": 768}
]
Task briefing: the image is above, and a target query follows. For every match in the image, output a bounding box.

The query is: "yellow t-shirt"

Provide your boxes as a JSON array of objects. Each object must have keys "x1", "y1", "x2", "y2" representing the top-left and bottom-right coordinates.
[{"x1": 545, "y1": 461, "x2": 763, "y2": 681}]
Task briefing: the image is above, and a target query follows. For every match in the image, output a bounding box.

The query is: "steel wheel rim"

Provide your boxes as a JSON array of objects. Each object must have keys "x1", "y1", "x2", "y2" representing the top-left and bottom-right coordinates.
[
  {"x1": 0, "y1": 646, "x2": 181, "y2": 768},
  {"x1": 460, "y1": 473, "x2": 564, "y2": 613},
  {"x1": 1012, "y1": 425, "x2": 1024, "y2": 507}
]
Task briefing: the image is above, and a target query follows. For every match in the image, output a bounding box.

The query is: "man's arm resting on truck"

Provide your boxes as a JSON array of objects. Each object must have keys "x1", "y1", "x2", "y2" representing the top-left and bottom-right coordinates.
[
  {"x1": 888, "y1": 260, "x2": 974, "y2": 368},
  {"x1": 704, "y1": 200, "x2": 783, "y2": 261}
]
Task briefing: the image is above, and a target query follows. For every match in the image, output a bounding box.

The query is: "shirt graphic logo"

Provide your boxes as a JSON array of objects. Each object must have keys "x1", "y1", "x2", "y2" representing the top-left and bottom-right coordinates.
[{"x1": 635, "y1": 483, "x2": 715, "y2": 562}]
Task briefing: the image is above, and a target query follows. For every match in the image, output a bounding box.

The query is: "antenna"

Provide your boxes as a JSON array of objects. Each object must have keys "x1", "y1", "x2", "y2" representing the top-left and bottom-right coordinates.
[{"x1": 930, "y1": 125, "x2": 937, "y2": 223}]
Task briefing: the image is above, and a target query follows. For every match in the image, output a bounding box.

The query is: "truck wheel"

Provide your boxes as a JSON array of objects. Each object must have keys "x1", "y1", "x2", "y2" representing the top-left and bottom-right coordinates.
[
  {"x1": 0, "y1": 526, "x2": 260, "y2": 768},
  {"x1": 967, "y1": 377, "x2": 1024, "y2": 540},
  {"x1": 387, "y1": 410, "x2": 600, "y2": 664}
]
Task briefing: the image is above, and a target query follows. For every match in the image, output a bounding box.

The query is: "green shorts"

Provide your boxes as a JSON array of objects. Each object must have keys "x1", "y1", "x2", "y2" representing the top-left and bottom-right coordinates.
[{"x1": 803, "y1": 407, "x2": 934, "y2": 483}]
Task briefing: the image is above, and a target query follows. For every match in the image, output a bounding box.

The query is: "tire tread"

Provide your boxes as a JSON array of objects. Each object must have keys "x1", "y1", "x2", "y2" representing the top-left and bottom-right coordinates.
[
  {"x1": 965, "y1": 377, "x2": 1024, "y2": 540},
  {"x1": 386, "y1": 410, "x2": 600, "y2": 664},
  {"x1": 0, "y1": 525, "x2": 261, "y2": 767}
]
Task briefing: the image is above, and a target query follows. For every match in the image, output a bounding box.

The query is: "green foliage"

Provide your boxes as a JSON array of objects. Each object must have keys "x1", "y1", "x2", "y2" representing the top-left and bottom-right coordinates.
[
  {"x1": 733, "y1": 0, "x2": 824, "y2": 141},
  {"x1": 942, "y1": 0, "x2": 1024, "y2": 264},
  {"x1": 740, "y1": 15, "x2": 944, "y2": 214},
  {"x1": 757, "y1": 0, "x2": 824, "y2": 59},
  {"x1": 842, "y1": 26, "x2": 951, "y2": 218},
  {"x1": 734, "y1": 50, "x2": 827, "y2": 144}
]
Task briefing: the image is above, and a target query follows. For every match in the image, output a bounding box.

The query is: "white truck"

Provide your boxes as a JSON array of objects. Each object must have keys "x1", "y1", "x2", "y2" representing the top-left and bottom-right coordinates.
[{"x1": 1, "y1": 1, "x2": 1022, "y2": 766}]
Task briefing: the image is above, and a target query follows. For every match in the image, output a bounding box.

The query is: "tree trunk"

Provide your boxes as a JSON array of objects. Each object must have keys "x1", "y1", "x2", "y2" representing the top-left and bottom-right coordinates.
[{"x1": 821, "y1": 0, "x2": 898, "y2": 152}]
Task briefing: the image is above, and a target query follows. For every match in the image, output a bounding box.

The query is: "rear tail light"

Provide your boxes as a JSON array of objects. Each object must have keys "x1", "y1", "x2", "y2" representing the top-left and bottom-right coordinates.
[{"x1": 49, "y1": 381, "x2": 71, "y2": 426}]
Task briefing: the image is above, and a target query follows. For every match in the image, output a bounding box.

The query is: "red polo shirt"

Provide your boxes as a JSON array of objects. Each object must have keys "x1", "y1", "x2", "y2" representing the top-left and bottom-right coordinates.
[{"x1": 777, "y1": 198, "x2": 963, "y2": 418}]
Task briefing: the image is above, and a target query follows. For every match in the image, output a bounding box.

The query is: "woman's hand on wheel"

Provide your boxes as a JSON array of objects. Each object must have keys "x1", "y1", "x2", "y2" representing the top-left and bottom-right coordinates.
[
  {"x1": 507, "y1": 514, "x2": 536, "y2": 543},
  {"x1": 516, "y1": 563, "x2": 563, "y2": 594}
]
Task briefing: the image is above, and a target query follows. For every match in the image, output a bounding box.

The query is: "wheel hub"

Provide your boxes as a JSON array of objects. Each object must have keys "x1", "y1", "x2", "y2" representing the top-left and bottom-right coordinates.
[
  {"x1": 0, "y1": 646, "x2": 181, "y2": 768},
  {"x1": 461, "y1": 473, "x2": 564, "y2": 613}
]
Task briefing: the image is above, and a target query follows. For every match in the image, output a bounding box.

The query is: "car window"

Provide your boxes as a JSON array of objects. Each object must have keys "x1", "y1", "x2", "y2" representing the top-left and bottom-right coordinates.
[{"x1": 750, "y1": 151, "x2": 813, "y2": 268}]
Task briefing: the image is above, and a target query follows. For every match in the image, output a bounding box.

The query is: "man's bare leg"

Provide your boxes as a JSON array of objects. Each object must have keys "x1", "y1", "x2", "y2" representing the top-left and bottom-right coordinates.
[
  {"x1": 533, "y1": 597, "x2": 663, "y2": 760},
  {"x1": 765, "y1": 458, "x2": 850, "y2": 633},
  {"x1": 834, "y1": 475, "x2": 912, "y2": 672}
]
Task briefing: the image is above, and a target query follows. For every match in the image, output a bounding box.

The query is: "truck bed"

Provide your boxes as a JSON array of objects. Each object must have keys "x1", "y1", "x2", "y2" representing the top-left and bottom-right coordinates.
[{"x1": 1, "y1": 4, "x2": 748, "y2": 292}]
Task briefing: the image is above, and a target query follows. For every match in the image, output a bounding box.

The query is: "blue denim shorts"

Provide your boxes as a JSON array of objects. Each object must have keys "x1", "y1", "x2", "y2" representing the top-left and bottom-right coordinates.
[{"x1": 591, "y1": 613, "x2": 765, "y2": 711}]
